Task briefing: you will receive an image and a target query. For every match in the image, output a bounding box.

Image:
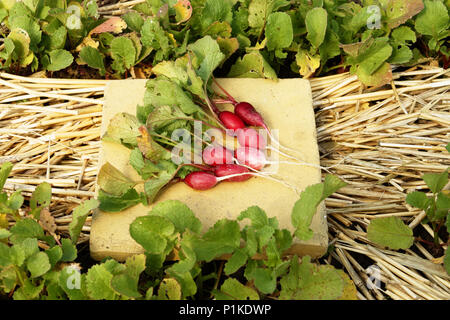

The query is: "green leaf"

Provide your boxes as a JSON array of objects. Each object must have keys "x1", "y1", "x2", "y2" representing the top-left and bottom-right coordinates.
[
  {"x1": 122, "y1": 11, "x2": 144, "y2": 32},
  {"x1": 0, "y1": 228, "x2": 11, "y2": 240},
  {"x1": 228, "y1": 51, "x2": 277, "y2": 80},
  {"x1": 111, "y1": 254, "x2": 146, "y2": 298},
  {"x1": 224, "y1": 248, "x2": 248, "y2": 275},
  {"x1": 61, "y1": 238, "x2": 77, "y2": 262},
  {"x1": 69, "y1": 199, "x2": 99, "y2": 244},
  {"x1": 7, "y1": 190, "x2": 24, "y2": 211},
  {"x1": 8, "y1": 14, "x2": 41, "y2": 51},
  {"x1": 85, "y1": 0, "x2": 99, "y2": 18},
  {"x1": 279, "y1": 256, "x2": 344, "y2": 300},
  {"x1": 140, "y1": 18, "x2": 170, "y2": 62},
  {"x1": 149, "y1": 200, "x2": 201, "y2": 234},
  {"x1": 103, "y1": 112, "x2": 141, "y2": 148},
  {"x1": 406, "y1": 191, "x2": 431, "y2": 210},
  {"x1": 391, "y1": 26, "x2": 417, "y2": 44},
  {"x1": 187, "y1": 36, "x2": 225, "y2": 83},
  {"x1": 247, "y1": 0, "x2": 289, "y2": 35},
  {"x1": 415, "y1": 0, "x2": 449, "y2": 39},
  {"x1": 144, "y1": 171, "x2": 175, "y2": 204},
  {"x1": 423, "y1": 170, "x2": 448, "y2": 194},
  {"x1": 248, "y1": 267, "x2": 276, "y2": 294},
  {"x1": 292, "y1": 175, "x2": 346, "y2": 240},
  {"x1": 144, "y1": 78, "x2": 201, "y2": 115},
  {"x1": 98, "y1": 188, "x2": 146, "y2": 212},
  {"x1": 97, "y1": 162, "x2": 136, "y2": 197},
  {"x1": 27, "y1": 251, "x2": 51, "y2": 278},
  {"x1": 0, "y1": 162, "x2": 13, "y2": 191},
  {"x1": 30, "y1": 182, "x2": 51, "y2": 210},
  {"x1": 129, "y1": 215, "x2": 175, "y2": 254},
  {"x1": 129, "y1": 148, "x2": 161, "y2": 180},
  {"x1": 10, "y1": 218, "x2": 44, "y2": 243},
  {"x1": 192, "y1": 219, "x2": 241, "y2": 262},
  {"x1": 389, "y1": 45, "x2": 413, "y2": 64},
  {"x1": 367, "y1": 216, "x2": 414, "y2": 250},
  {"x1": 157, "y1": 277, "x2": 182, "y2": 300},
  {"x1": 214, "y1": 278, "x2": 259, "y2": 300},
  {"x1": 265, "y1": 12, "x2": 293, "y2": 51},
  {"x1": 345, "y1": 37, "x2": 393, "y2": 76},
  {"x1": 45, "y1": 245, "x2": 62, "y2": 267},
  {"x1": 13, "y1": 278, "x2": 44, "y2": 300},
  {"x1": 46, "y1": 49, "x2": 74, "y2": 71},
  {"x1": 79, "y1": 46, "x2": 105, "y2": 76},
  {"x1": 45, "y1": 25, "x2": 67, "y2": 50},
  {"x1": 305, "y1": 7, "x2": 327, "y2": 48},
  {"x1": 110, "y1": 36, "x2": 136, "y2": 73},
  {"x1": 85, "y1": 263, "x2": 117, "y2": 300}
]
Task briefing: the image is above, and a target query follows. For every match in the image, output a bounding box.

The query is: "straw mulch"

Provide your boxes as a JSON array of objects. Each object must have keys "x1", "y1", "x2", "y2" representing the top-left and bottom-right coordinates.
[{"x1": 0, "y1": 67, "x2": 449, "y2": 300}]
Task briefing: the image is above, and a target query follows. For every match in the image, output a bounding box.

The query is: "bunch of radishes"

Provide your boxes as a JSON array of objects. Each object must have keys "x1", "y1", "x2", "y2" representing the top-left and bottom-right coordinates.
[{"x1": 183, "y1": 81, "x2": 297, "y2": 191}]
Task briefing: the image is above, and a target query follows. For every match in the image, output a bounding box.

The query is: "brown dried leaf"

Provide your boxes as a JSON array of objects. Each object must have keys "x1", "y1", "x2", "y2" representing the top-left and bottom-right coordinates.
[
  {"x1": 39, "y1": 207, "x2": 57, "y2": 233},
  {"x1": 385, "y1": 0, "x2": 424, "y2": 29},
  {"x1": 90, "y1": 17, "x2": 127, "y2": 35}
]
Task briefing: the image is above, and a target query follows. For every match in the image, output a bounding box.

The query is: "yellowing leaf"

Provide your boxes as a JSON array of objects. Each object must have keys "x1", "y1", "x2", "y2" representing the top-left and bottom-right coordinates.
[
  {"x1": 173, "y1": 0, "x2": 192, "y2": 25},
  {"x1": 97, "y1": 162, "x2": 136, "y2": 196},
  {"x1": 295, "y1": 49, "x2": 320, "y2": 77}
]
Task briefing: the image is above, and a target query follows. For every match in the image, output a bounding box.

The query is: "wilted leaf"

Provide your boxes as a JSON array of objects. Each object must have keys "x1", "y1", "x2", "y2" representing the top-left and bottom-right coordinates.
[
  {"x1": 39, "y1": 208, "x2": 56, "y2": 234},
  {"x1": 90, "y1": 17, "x2": 127, "y2": 35},
  {"x1": 137, "y1": 126, "x2": 169, "y2": 163},
  {"x1": 384, "y1": 0, "x2": 424, "y2": 29},
  {"x1": 97, "y1": 162, "x2": 136, "y2": 197},
  {"x1": 295, "y1": 49, "x2": 320, "y2": 77},
  {"x1": 103, "y1": 112, "x2": 141, "y2": 147}
]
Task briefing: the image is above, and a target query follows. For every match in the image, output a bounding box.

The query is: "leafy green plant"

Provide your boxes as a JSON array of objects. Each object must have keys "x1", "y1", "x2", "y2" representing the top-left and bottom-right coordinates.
[
  {"x1": 0, "y1": 161, "x2": 353, "y2": 300},
  {"x1": 0, "y1": 0, "x2": 448, "y2": 84},
  {"x1": 367, "y1": 143, "x2": 450, "y2": 274}
]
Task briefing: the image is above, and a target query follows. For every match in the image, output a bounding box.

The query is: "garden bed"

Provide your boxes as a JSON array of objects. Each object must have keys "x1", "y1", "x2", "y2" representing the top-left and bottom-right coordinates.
[{"x1": 1, "y1": 66, "x2": 448, "y2": 299}]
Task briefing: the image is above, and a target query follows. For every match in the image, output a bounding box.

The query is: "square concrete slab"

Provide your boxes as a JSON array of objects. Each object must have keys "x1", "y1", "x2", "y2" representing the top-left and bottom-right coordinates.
[{"x1": 90, "y1": 78, "x2": 327, "y2": 261}]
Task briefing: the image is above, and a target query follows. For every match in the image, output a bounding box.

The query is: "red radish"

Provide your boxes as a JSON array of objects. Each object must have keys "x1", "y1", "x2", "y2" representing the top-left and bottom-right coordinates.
[
  {"x1": 218, "y1": 111, "x2": 246, "y2": 130},
  {"x1": 184, "y1": 171, "x2": 217, "y2": 190},
  {"x1": 202, "y1": 145, "x2": 233, "y2": 165},
  {"x1": 234, "y1": 102, "x2": 268, "y2": 131},
  {"x1": 214, "y1": 164, "x2": 251, "y2": 182},
  {"x1": 235, "y1": 147, "x2": 266, "y2": 170},
  {"x1": 236, "y1": 128, "x2": 266, "y2": 150}
]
